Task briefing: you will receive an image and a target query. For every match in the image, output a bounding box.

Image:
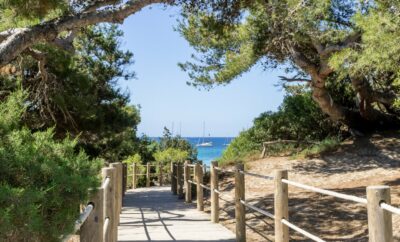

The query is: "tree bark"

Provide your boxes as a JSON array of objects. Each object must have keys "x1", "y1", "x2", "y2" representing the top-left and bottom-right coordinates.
[
  {"x1": 290, "y1": 46, "x2": 348, "y2": 122},
  {"x1": 289, "y1": 41, "x2": 400, "y2": 130},
  {"x1": 0, "y1": 0, "x2": 171, "y2": 67}
]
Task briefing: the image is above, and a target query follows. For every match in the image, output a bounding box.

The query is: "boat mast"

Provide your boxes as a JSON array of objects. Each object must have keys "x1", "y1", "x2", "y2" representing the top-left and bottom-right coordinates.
[{"x1": 202, "y1": 121, "x2": 205, "y2": 143}]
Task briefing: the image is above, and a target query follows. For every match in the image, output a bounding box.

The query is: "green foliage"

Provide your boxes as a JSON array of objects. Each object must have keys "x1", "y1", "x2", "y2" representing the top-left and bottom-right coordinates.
[
  {"x1": 124, "y1": 128, "x2": 197, "y2": 188},
  {"x1": 159, "y1": 127, "x2": 197, "y2": 161},
  {"x1": 220, "y1": 88, "x2": 341, "y2": 164},
  {"x1": 179, "y1": 1, "x2": 400, "y2": 128},
  {"x1": 0, "y1": 91, "x2": 101, "y2": 241},
  {"x1": 218, "y1": 131, "x2": 260, "y2": 165},
  {"x1": 1, "y1": 24, "x2": 140, "y2": 162},
  {"x1": 123, "y1": 153, "x2": 142, "y2": 184},
  {"x1": 154, "y1": 148, "x2": 189, "y2": 164},
  {"x1": 296, "y1": 137, "x2": 341, "y2": 159},
  {"x1": 132, "y1": 135, "x2": 159, "y2": 163},
  {"x1": 329, "y1": 1, "x2": 400, "y2": 110},
  {"x1": 124, "y1": 153, "x2": 142, "y2": 165},
  {"x1": 179, "y1": 0, "x2": 358, "y2": 87},
  {"x1": 0, "y1": 0, "x2": 68, "y2": 31}
]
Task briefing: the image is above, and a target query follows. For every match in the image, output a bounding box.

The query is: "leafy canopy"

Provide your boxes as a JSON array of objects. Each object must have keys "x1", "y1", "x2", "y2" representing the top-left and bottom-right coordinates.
[{"x1": 1, "y1": 24, "x2": 141, "y2": 162}]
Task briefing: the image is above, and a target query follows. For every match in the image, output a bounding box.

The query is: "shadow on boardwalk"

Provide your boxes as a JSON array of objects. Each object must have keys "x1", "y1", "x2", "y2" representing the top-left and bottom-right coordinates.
[{"x1": 118, "y1": 187, "x2": 236, "y2": 242}]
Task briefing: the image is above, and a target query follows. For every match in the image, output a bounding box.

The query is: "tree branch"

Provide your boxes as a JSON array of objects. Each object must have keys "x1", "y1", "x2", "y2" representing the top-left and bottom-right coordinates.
[
  {"x1": 0, "y1": 0, "x2": 172, "y2": 67},
  {"x1": 0, "y1": 28, "x2": 26, "y2": 42},
  {"x1": 318, "y1": 32, "x2": 361, "y2": 57},
  {"x1": 278, "y1": 76, "x2": 311, "y2": 82},
  {"x1": 289, "y1": 46, "x2": 319, "y2": 77},
  {"x1": 83, "y1": 0, "x2": 121, "y2": 13},
  {"x1": 50, "y1": 31, "x2": 77, "y2": 53}
]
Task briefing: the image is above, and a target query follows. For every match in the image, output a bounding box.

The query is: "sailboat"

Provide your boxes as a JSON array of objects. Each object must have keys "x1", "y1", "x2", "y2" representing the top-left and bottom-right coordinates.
[
  {"x1": 196, "y1": 122, "x2": 213, "y2": 147},
  {"x1": 223, "y1": 137, "x2": 231, "y2": 146}
]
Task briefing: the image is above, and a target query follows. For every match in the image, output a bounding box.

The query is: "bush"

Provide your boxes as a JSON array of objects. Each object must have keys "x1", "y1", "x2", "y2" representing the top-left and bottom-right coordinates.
[
  {"x1": 158, "y1": 127, "x2": 197, "y2": 161},
  {"x1": 220, "y1": 90, "x2": 342, "y2": 165},
  {"x1": 296, "y1": 137, "x2": 341, "y2": 159},
  {"x1": 0, "y1": 92, "x2": 102, "y2": 241}
]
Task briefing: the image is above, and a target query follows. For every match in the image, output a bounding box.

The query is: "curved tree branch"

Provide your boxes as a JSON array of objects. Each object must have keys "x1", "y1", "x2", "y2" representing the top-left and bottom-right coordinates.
[
  {"x1": 0, "y1": 0, "x2": 173, "y2": 67},
  {"x1": 278, "y1": 76, "x2": 311, "y2": 83},
  {"x1": 317, "y1": 32, "x2": 361, "y2": 57}
]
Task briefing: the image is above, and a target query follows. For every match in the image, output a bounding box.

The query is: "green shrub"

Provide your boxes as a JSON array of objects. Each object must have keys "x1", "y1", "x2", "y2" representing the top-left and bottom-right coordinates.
[
  {"x1": 219, "y1": 132, "x2": 261, "y2": 166},
  {"x1": 220, "y1": 90, "x2": 342, "y2": 165},
  {"x1": 0, "y1": 92, "x2": 102, "y2": 241},
  {"x1": 296, "y1": 137, "x2": 341, "y2": 159}
]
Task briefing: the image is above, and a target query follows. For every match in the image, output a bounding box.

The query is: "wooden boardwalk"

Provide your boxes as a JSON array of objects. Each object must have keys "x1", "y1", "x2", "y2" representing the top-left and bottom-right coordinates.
[{"x1": 118, "y1": 186, "x2": 236, "y2": 242}]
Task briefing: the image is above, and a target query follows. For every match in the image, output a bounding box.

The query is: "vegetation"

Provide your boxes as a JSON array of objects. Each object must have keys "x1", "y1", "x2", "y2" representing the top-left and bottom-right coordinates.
[
  {"x1": 1, "y1": 24, "x2": 141, "y2": 162},
  {"x1": 1, "y1": 0, "x2": 400, "y2": 238},
  {"x1": 154, "y1": 148, "x2": 189, "y2": 165},
  {"x1": 158, "y1": 127, "x2": 197, "y2": 161},
  {"x1": 0, "y1": 92, "x2": 101, "y2": 241},
  {"x1": 179, "y1": 0, "x2": 400, "y2": 131},
  {"x1": 126, "y1": 128, "x2": 197, "y2": 165},
  {"x1": 220, "y1": 88, "x2": 342, "y2": 165},
  {"x1": 123, "y1": 128, "x2": 197, "y2": 187},
  {"x1": 1, "y1": 1, "x2": 147, "y2": 239}
]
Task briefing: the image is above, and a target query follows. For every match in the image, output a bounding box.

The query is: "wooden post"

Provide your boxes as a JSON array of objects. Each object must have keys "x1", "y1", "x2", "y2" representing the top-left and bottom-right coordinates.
[
  {"x1": 132, "y1": 163, "x2": 137, "y2": 189},
  {"x1": 80, "y1": 188, "x2": 104, "y2": 242},
  {"x1": 184, "y1": 160, "x2": 192, "y2": 203},
  {"x1": 110, "y1": 163, "x2": 122, "y2": 225},
  {"x1": 159, "y1": 163, "x2": 163, "y2": 186},
  {"x1": 210, "y1": 161, "x2": 219, "y2": 223},
  {"x1": 195, "y1": 163, "x2": 204, "y2": 211},
  {"x1": 171, "y1": 162, "x2": 177, "y2": 194},
  {"x1": 274, "y1": 170, "x2": 289, "y2": 242},
  {"x1": 102, "y1": 167, "x2": 116, "y2": 242},
  {"x1": 177, "y1": 163, "x2": 184, "y2": 199},
  {"x1": 366, "y1": 186, "x2": 393, "y2": 242},
  {"x1": 122, "y1": 163, "x2": 127, "y2": 195},
  {"x1": 235, "y1": 163, "x2": 246, "y2": 242},
  {"x1": 146, "y1": 163, "x2": 151, "y2": 187}
]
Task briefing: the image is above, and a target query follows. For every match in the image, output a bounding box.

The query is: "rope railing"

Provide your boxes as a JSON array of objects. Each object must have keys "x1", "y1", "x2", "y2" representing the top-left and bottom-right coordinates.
[
  {"x1": 131, "y1": 162, "x2": 170, "y2": 189},
  {"x1": 240, "y1": 200, "x2": 274, "y2": 219},
  {"x1": 101, "y1": 177, "x2": 110, "y2": 190},
  {"x1": 240, "y1": 170, "x2": 273, "y2": 180},
  {"x1": 281, "y1": 219, "x2": 325, "y2": 242},
  {"x1": 214, "y1": 189, "x2": 235, "y2": 201},
  {"x1": 64, "y1": 203, "x2": 94, "y2": 241},
  {"x1": 213, "y1": 166, "x2": 235, "y2": 173},
  {"x1": 103, "y1": 217, "x2": 110, "y2": 240},
  {"x1": 200, "y1": 183, "x2": 211, "y2": 190},
  {"x1": 281, "y1": 178, "x2": 368, "y2": 204},
  {"x1": 381, "y1": 202, "x2": 400, "y2": 215},
  {"x1": 137, "y1": 164, "x2": 157, "y2": 167},
  {"x1": 170, "y1": 161, "x2": 397, "y2": 242}
]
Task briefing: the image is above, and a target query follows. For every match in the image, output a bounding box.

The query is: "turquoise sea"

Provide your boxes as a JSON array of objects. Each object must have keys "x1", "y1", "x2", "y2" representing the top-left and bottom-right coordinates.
[{"x1": 185, "y1": 137, "x2": 233, "y2": 165}]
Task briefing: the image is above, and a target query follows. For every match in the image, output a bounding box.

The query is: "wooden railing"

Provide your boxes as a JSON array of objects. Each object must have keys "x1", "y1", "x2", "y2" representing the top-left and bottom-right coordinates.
[
  {"x1": 64, "y1": 161, "x2": 170, "y2": 242},
  {"x1": 171, "y1": 161, "x2": 400, "y2": 242},
  {"x1": 131, "y1": 162, "x2": 168, "y2": 188},
  {"x1": 63, "y1": 162, "x2": 125, "y2": 242}
]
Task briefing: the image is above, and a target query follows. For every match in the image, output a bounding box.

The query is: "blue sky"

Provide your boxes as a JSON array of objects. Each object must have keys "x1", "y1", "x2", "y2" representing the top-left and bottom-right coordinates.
[{"x1": 118, "y1": 5, "x2": 285, "y2": 137}]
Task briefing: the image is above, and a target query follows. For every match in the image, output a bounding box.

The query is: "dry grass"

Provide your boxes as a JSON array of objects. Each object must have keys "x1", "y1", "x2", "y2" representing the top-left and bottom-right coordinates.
[{"x1": 202, "y1": 132, "x2": 400, "y2": 241}]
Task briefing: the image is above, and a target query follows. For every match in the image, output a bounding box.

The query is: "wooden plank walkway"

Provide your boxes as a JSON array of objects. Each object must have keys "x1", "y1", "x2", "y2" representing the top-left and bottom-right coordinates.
[{"x1": 118, "y1": 186, "x2": 235, "y2": 242}]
